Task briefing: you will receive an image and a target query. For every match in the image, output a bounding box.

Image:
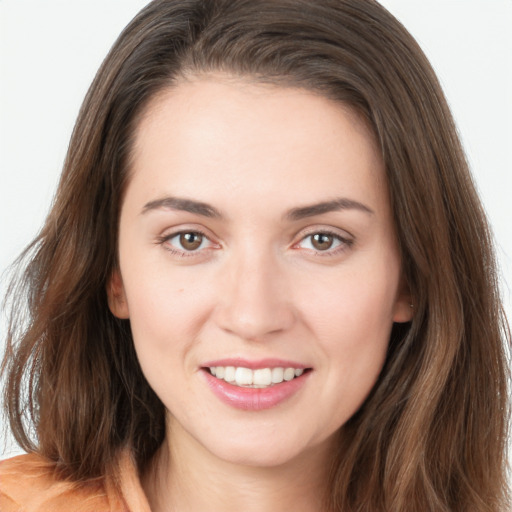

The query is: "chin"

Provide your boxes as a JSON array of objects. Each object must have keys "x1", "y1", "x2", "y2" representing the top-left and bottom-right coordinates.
[
  {"x1": 217, "y1": 445, "x2": 298, "y2": 468},
  {"x1": 197, "y1": 426, "x2": 332, "y2": 469}
]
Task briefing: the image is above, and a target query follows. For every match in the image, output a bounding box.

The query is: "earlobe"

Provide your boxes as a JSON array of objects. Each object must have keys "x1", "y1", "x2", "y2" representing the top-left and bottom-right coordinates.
[
  {"x1": 107, "y1": 269, "x2": 130, "y2": 319},
  {"x1": 392, "y1": 298, "x2": 414, "y2": 323},
  {"x1": 392, "y1": 278, "x2": 414, "y2": 323}
]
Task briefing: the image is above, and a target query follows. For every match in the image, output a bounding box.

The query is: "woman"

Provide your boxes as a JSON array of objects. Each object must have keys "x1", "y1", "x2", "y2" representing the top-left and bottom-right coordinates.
[{"x1": 1, "y1": 0, "x2": 510, "y2": 510}]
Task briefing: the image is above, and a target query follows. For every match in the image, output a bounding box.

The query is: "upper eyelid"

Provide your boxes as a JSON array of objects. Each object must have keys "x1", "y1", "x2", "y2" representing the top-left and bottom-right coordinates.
[
  {"x1": 157, "y1": 230, "x2": 219, "y2": 258},
  {"x1": 295, "y1": 233, "x2": 352, "y2": 247},
  {"x1": 294, "y1": 225, "x2": 354, "y2": 242},
  {"x1": 161, "y1": 230, "x2": 216, "y2": 247},
  {"x1": 159, "y1": 224, "x2": 216, "y2": 240},
  {"x1": 156, "y1": 225, "x2": 354, "y2": 248},
  {"x1": 291, "y1": 227, "x2": 355, "y2": 253}
]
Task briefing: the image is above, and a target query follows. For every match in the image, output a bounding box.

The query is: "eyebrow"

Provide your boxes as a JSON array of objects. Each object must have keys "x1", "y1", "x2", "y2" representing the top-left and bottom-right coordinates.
[
  {"x1": 285, "y1": 198, "x2": 374, "y2": 221},
  {"x1": 141, "y1": 195, "x2": 374, "y2": 220},
  {"x1": 142, "y1": 197, "x2": 222, "y2": 218}
]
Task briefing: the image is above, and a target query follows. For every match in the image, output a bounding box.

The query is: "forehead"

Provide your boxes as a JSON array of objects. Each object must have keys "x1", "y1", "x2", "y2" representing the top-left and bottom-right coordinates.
[
  {"x1": 135, "y1": 74, "x2": 376, "y2": 152},
  {"x1": 126, "y1": 75, "x2": 388, "y2": 217}
]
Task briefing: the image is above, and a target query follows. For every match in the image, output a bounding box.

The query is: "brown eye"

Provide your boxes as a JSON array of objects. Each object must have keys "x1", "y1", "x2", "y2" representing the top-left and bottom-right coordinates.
[
  {"x1": 179, "y1": 232, "x2": 203, "y2": 250},
  {"x1": 296, "y1": 231, "x2": 350, "y2": 254},
  {"x1": 311, "y1": 233, "x2": 334, "y2": 251}
]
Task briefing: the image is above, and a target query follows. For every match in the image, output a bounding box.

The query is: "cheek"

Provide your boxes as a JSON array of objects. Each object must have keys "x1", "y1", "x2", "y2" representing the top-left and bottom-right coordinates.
[
  {"x1": 124, "y1": 276, "x2": 213, "y2": 411},
  {"x1": 317, "y1": 294, "x2": 391, "y2": 389},
  {"x1": 302, "y1": 271, "x2": 396, "y2": 433},
  {"x1": 130, "y1": 290, "x2": 204, "y2": 340},
  {"x1": 120, "y1": 263, "x2": 213, "y2": 365},
  {"x1": 300, "y1": 261, "x2": 399, "y2": 338},
  {"x1": 123, "y1": 271, "x2": 232, "y2": 390},
  {"x1": 296, "y1": 255, "x2": 399, "y2": 383}
]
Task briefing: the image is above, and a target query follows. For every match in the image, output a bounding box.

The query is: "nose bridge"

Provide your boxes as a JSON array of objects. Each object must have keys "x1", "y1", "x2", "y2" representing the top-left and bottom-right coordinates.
[{"x1": 216, "y1": 243, "x2": 294, "y2": 340}]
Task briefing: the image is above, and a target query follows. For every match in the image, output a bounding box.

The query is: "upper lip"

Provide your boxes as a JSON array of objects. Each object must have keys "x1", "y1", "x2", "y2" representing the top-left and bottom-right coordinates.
[{"x1": 201, "y1": 358, "x2": 310, "y2": 370}]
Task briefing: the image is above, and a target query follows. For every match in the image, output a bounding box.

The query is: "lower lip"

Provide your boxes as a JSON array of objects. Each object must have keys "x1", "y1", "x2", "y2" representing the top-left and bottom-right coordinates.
[{"x1": 202, "y1": 370, "x2": 310, "y2": 411}]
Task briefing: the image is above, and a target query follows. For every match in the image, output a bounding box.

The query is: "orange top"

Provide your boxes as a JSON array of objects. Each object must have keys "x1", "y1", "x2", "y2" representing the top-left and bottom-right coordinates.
[{"x1": 0, "y1": 451, "x2": 151, "y2": 512}]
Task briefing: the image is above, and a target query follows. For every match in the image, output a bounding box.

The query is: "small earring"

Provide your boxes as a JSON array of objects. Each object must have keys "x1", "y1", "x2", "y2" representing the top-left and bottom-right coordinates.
[{"x1": 409, "y1": 303, "x2": 414, "y2": 309}]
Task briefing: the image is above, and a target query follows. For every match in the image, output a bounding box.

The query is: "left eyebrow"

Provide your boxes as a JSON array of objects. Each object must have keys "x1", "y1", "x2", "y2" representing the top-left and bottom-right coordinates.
[{"x1": 285, "y1": 198, "x2": 374, "y2": 221}]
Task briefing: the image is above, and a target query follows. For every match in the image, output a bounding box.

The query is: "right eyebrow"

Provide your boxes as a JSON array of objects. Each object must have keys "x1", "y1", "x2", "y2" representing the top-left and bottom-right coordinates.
[{"x1": 141, "y1": 196, "x2": 223, "y2": 218}]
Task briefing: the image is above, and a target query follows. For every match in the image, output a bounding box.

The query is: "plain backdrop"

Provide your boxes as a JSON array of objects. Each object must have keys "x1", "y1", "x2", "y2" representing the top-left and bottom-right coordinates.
[{"x1": 1, "y1": 0, "x2": 511, "y2": 459}]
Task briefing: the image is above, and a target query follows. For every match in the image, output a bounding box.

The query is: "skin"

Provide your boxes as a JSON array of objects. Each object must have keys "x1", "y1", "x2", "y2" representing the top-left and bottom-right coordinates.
[{"x1": 108, "y1": 75, "x2": 413, "y2": 511}]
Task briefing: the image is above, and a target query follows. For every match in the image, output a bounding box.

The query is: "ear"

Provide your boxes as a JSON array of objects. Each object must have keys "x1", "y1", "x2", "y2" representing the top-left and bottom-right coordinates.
[
  {"x1": 107, "y1": 269, "x2": 130, "y2": 319},
  {"x1": 392, "y1": 278, "x2": 414, "y2": 323}
]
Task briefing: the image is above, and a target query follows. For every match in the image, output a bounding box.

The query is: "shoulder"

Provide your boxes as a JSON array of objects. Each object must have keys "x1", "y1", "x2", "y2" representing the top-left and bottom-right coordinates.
[{"x1": 0, "y1": 453, "x2": 127, "y2": 512}]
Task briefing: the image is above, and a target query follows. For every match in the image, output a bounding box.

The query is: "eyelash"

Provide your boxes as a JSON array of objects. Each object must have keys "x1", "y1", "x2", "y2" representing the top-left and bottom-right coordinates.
[
  {"x1": 156, "y1": 229, "x2": 215, "y2": 258},
  {"x1": 294, "y1": 229, "x2": 354, "y2": 256},
  {"x1": 156, "y1": 228, "x2": 354, "y2": 258}
]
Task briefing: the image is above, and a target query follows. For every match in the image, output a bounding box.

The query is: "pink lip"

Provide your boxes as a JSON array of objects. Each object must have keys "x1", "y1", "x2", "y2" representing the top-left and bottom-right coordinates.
[{"x1": 201, "y1": 365, "x2": 311, "y2": 411}]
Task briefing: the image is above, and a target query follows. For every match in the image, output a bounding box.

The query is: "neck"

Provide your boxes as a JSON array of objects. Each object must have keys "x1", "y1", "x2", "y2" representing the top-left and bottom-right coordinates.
[{"x1": 142, "y1": 420, "x2": 333, "y2": 512}]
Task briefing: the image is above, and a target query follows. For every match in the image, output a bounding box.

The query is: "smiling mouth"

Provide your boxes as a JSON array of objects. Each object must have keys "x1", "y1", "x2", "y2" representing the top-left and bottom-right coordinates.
[{"x1": 205, "y1": 366, "x2": 310, "y2": 388}]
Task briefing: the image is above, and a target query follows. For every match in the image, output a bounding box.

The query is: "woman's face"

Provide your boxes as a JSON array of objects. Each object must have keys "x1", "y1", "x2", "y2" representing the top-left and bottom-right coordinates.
[{"x1": 109, "y1": 76, "x2": 412, "y2": 468}]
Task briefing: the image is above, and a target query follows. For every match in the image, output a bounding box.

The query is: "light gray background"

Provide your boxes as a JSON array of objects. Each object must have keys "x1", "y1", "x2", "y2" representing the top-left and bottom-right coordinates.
[{"x1": 1, "y1": 0, "x2": 511, "y2": 459}]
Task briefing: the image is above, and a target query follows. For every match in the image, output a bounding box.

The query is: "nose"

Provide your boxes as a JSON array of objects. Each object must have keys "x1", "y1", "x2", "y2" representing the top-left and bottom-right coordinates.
[{"x1": 214, "y1": 249, "x2": 296, "y2": 341}]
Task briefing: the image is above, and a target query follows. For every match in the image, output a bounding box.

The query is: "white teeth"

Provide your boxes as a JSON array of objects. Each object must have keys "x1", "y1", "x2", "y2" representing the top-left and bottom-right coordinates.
[
  {"x1": 224, "y1": 366, "x2": 236, "y2": 382},
  {"x1": 235, "y1": 367, "x2": 253, "y2": 386},
  {"x1": 253, "y1": 368, "x2": 272, "y2": 386},
  {"x1": 271, "y1": 367, "x2": 284, "y2": 383},
  {"x1": 208, "y1": 365, "x2": 307, "y2": 388},
  {"x1": 283, "y1": 368, "x2": 295, "y2": 381}
]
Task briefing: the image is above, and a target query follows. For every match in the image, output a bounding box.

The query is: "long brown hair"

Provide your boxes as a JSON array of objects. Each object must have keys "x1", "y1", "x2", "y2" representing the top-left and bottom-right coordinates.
[{"x1": 2, "y1": 1, "x2": 510, "y2": 510}]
